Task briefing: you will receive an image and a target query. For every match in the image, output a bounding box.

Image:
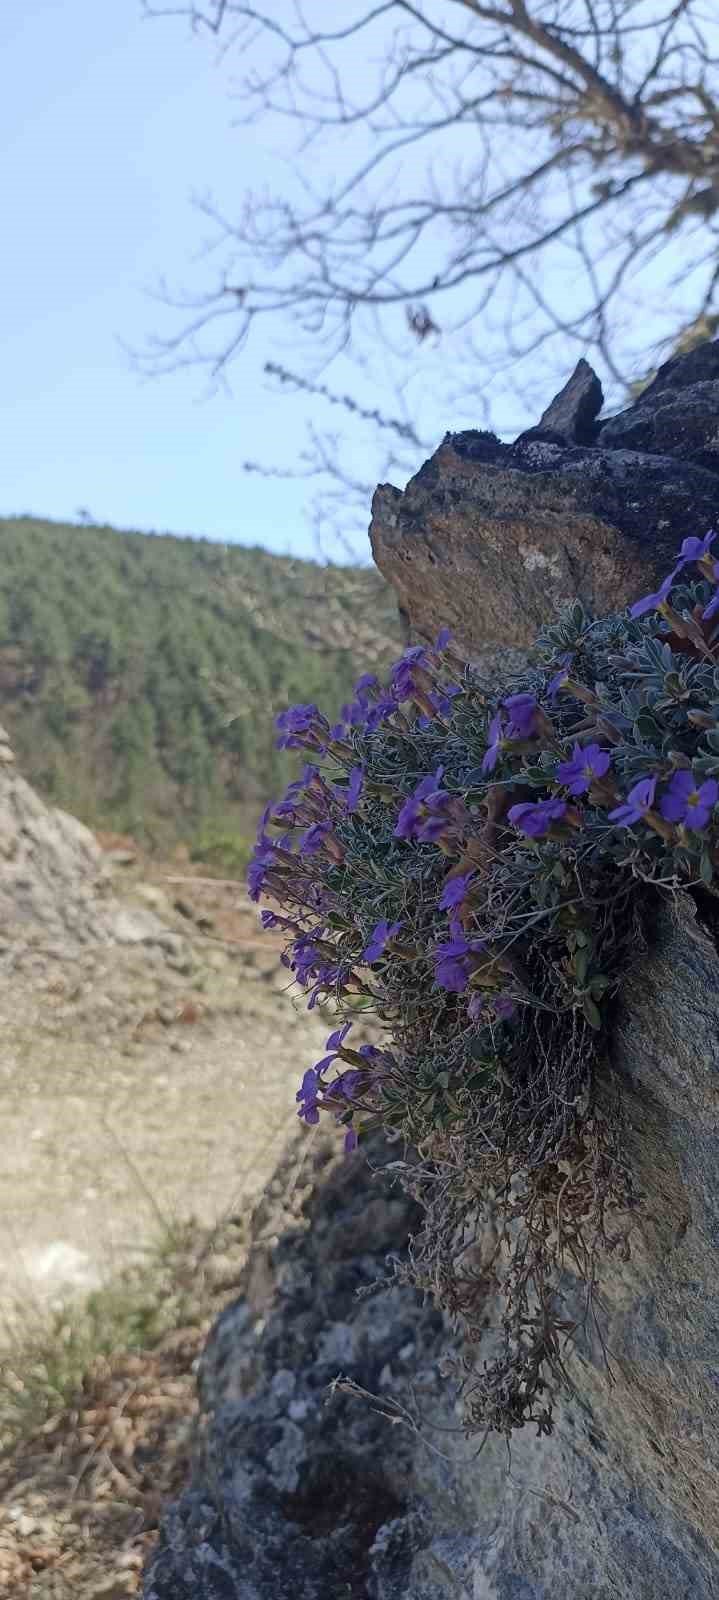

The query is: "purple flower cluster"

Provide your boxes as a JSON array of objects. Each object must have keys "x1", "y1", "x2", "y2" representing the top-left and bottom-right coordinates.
[
  {"x1": 394, "y1": 768, "x2": 459, "y2": 843},
  {"x1": 608, "y1": 776, "x2": 656, "y2": 827},
  {"x1": 275, "y1": 703, "x2": 329, "y2": 751}
]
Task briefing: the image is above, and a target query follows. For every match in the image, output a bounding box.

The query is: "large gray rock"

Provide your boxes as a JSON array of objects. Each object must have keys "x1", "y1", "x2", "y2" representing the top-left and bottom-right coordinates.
[
  {"x1": 370, "y1": 342, "x2": 719, "y2": 654},
  {"x1": 143, "y1": 897, "x2": 719, "y2": 1600}
]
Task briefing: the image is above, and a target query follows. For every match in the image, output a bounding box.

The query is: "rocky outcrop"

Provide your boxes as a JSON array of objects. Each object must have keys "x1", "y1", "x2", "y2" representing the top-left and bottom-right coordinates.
[
  {"x1": 143, "y1": 343, "x2": 719, "y2": 1598},
  {"x1": 0, "y1": 727, "x2": 188, "y2": 959},
  {"x1": 144, "y1": 894, "x2": 719, "y2": 1598},
  {"x1": 370, "y1": 342, "x2": 719, "y2": 653}
]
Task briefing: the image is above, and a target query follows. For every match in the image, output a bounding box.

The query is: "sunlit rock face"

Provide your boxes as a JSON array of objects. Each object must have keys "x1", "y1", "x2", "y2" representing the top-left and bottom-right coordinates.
[{"x1": 370, "y1": 343, "x2": 719, "y2": 658}]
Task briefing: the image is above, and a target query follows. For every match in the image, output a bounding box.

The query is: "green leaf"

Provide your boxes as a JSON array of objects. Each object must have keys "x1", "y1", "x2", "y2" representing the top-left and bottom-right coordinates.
[
  {"x1": 582, "y1": 994, "x2": 602, "y2": 1030},
  {"x1": 574, "y1": 948, "x2": 589, "y2": 985}
]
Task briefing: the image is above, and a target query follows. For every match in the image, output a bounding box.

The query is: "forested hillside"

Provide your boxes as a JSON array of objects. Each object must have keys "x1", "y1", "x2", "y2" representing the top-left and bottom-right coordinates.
[{"x1": 0, "y1": 516, "x2": 400, "y2": 850}]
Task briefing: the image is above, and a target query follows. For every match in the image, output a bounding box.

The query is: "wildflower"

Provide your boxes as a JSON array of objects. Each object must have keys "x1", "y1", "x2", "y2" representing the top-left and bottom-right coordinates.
[
  {"x1": 335, "y1": 767, "x2": 364, "y2": 813},
  {"x1": 299, "y1": 821, "x2": 333, "y2": 856},
  {"x1": 630, "y1": 531, "x2": 716, "y2": 620},
  {"x1": 326, "y1": 1021, "x2": 353, "y2": 1051},
  {"x1": 629, "y1": 574, "x2": 676, "y2": 620},
  {"x1": 354, "y1": 673, "x2": 378, "y2": 701},
  {"x1": 438, "y1": 871, "x2": 475, "y2": 912},
  {"x1": 389, "y1": 645, "x2": 429, "y2": 702},
  {"x1": 482, "y1": 711, "x2": 505, "y2": 774},
  {"x1": 344, "y1": 1128, "x2": 359, "y2": 1154},
  {"x1": 296, "y1": 1068, "x2": 320, "y2": 1125},
  {"x1": 364, "y1": 695, "x2": 396, "y2": 732},
  {"x1": 394, "y1": 768, "x2": 444, "y2": 839},
  {"x1": 494, "y1": 995, "x2": 517, "y2": 1021},
  {"x1": 608, "y1": 775, "x2": 657, "y2": 827},
  {"x1": 703, "y1": 564, "x2": 719, "y2": 622},
  {"x1": 507, "y1": 797, "x2": 567, "y2": 838},
  {"x1": 556, "y1": 742, "x2": 612, "y2": 796},
  {"x1": 414, "y1": 788, "x2": 455, "y2": 843},
  {"x1": 659, "y1": 770, "x2": 718, "y2": 831},
  {"x1": 361, "y1": 919, "x2": 401, "y2": 963},
  {"x1": 435, "y1": 626, "x2": 452, "y2": 650},
  {"x1": 275, "y1": 703, "x2": 328, "y2": 750},
  {"x1": 547, "y1": 653, "x2": 573, "y2": 703},
  {"x1": 433, "y1": 933, "x2": 486, "y2": 994},
  {"x1": 676, "y1": 530, "x2": 716, "y2": 567},
  {"x1": 247, "y1": 841, "x2": 276, "y2": 901},
  {"x1": 503, "y1": 693, "x2": 539, "y2": 739}
]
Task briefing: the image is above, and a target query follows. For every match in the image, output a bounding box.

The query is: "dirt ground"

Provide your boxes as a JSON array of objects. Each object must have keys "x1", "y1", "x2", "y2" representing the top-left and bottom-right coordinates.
[
  {"x1": 0, "y1": 847, "x2": 340, "y2": 1596},
  {"x1": 0, "y1": 849, "x2": 328, "y2": 1327}
]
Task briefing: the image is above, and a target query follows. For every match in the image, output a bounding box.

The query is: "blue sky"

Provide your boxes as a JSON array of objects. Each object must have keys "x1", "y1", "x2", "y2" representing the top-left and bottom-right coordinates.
[
  {"x1": 1, "y1": 2, "x2": 702, "y2": 561},
  {"x1": 0, "y1": 0, "x2": 349, "y2": 556}
]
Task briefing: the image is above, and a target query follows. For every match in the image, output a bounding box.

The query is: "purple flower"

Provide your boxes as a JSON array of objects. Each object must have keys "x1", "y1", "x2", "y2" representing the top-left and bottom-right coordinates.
[
  {"x1": 361, "y1": 919, "x2": 401, "y2": 963},
  {"x1": 335, "y1": 767, "x2": 364, "y2": 813},
  {"x1": 547, "y1": 653, "x2": 573, "y2": 703},
  {"x1": 467, "y1": 992, "x2": 485, "y2": 1021},
  {"x1": 608, "y1": 775, "x2": 657, "y2": 827},
  {"x1": 341, "y1": 699, "x2": 366, "y2": 727},
  {"x1": 326, "y1": 1021, "x2": 352, "y2": 1051},
  {"x1": 394, "y1": 768, "x2": 444, "y2": 839},
  {"x1": 299, "y1": 821, "x2": 332, "y2": 856},
  {"x1": 630, "y1": 531, "x2": 717, "y2": 621},
  {"x1": 659, "y1": 770, "x2": 718, "y2": 831},
  {"x1": 676, "y1": 530, "x2": 716, "y2": 566},
  {"x1": 503, "y1": 693, "x2": 539, "y2": 739},
  {"x1": 296, "y1": 1068, "x2": 320, "y2": 1125},
  {"x1": 507, "y1": 797, "x2": 567, "y2": 838},
  {"x1": 327, "y1": 1068, "x2": 362, "y2": 1102},
  {"x1": 629, "y1": 573, "x2": 676, "y2": 620},
  {"x1": 438, "y1": 871, "x2": 475, "y2": 912},
  {"x1": 494, "y1": 995, "x2": 517, "y2": 1021},
  {"x1": 482, "y1": 711, "x2": 505, "y2": 774},
  {"x1": 247, "y1": 808, "x2": 280, "y2": 901},
  {"x1": 703, "y1": 564, "x2": 719, "y2": 621},
  {"x1": 556, "y1": 742, "x2": 611, "y2": 796},
  {"x1": 344, "y1": 1128, "x2": 359, "y2": 1155},
  {"x1": 433, "y1": 933, "x2": 486, "y2": 994},
  {"x1": 435, "y1": 626, "x2": 452, "y2": 650},
  {"x1": 275, "y1": 703, "x2": 328, "y2": 750},
  {"x1": 365, "y1": 695, "x2": 396, "y2": 732},
  {"x1": 354, "y1": 673, "x2": 378, "y2": 702},
  {"x1": 389, "y1": 645, "x2": 429, "y2": 702}
]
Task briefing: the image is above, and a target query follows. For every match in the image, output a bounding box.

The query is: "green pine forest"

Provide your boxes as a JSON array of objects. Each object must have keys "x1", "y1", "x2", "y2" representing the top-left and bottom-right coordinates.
[{"x1": 0, "y1": 516, "x2": 400, "y2": 860}]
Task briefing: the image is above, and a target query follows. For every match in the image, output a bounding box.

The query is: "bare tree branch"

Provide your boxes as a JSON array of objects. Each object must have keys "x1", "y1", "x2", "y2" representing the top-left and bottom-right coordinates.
[{"x1": 140, "y1": 0, "x2": 719, "y2": 548}]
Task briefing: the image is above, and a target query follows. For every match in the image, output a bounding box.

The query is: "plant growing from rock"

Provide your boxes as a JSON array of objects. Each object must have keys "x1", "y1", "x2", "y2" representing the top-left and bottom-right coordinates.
[{"x1": 249, "y1": 530, "x2": 719, "y2": 1439}]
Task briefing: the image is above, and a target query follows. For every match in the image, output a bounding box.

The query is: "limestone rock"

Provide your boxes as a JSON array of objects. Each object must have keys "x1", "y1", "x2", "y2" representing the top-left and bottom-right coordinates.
[
  {"x1": 370, "y1": 341, "x2": 719, "y2": 654},
  {"x1": 520, "y1": 355, "x2": 604, "y2": 445},
  {"x1": 142, "y1": 900, "x2": 719, "y2": 1599}
]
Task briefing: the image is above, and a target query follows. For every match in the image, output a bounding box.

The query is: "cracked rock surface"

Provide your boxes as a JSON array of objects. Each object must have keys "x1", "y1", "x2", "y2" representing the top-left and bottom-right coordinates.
[{"x1": 370, "y1": 342, "x2": 719, "y2": 655}]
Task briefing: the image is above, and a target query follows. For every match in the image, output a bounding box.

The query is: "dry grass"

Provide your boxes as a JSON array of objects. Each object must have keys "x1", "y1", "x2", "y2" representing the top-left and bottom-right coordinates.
[{"x1": 0, "y1": 1214, "x2": 248, "y2": 1598}]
